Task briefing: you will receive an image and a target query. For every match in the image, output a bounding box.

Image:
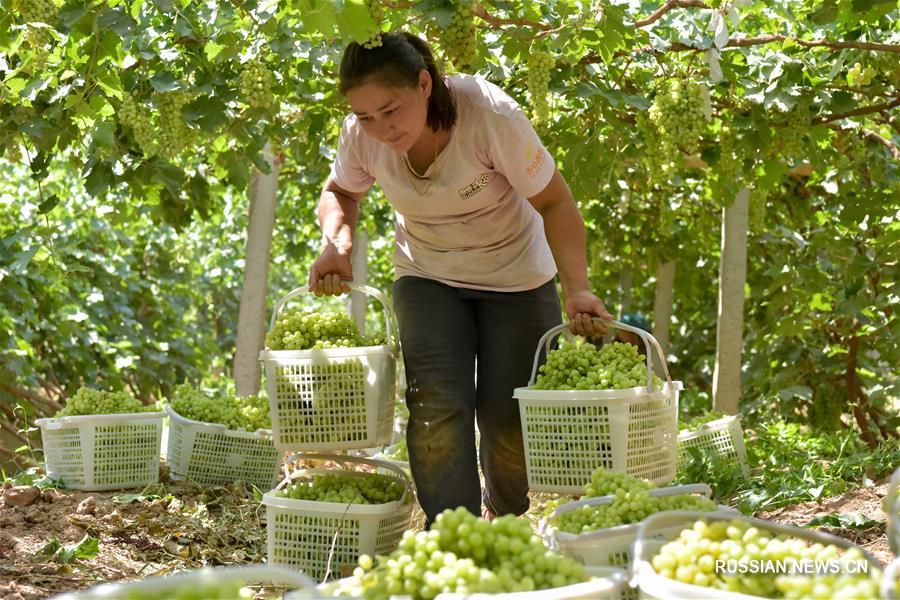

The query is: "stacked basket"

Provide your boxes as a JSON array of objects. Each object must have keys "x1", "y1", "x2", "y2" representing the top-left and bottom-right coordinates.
[
  {"x1": 514, "y1": 320, "x2": 680, "y2": 494},
  {"x1": 259, "y1": 284, "x2": 412, "y2": 581},
  {"x1": 36, "y1": 411, "x2": 165, "y2": 491},
  {"x1": 677, "y1": 414, "x2": 750, "y2": 477}
]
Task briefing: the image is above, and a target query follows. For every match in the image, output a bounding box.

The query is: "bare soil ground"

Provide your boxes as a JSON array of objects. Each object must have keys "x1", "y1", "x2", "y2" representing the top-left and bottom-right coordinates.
[{"x1": 0, "y1": 472, "x2": 893, "y2": 599}]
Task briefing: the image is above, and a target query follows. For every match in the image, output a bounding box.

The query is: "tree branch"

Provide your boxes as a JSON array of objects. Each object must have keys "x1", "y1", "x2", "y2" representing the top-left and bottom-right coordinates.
[
  {"x1": 474, "y1": 4, "x2": 550, "y2": 30},
  {"x1": 0, "y1": 382, "x2": 62, "y2": 415},
  {"x1": 860, "y1": 128, "x2": 900, "y2": 160},
  {"x1": 812, "y1": 97, "x2": 900, "y2": 125},
  {"x1": 634, "y1": 0, "x2": 708, "y2": 28}
]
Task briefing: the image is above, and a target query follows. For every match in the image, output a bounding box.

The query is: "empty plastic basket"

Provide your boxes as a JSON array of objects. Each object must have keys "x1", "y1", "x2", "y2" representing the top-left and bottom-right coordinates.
[
  {"x1": 36, "y1": 412, "x2": 164, "y2": 491},
  {"x1": 165, "y1": 405, "x2": 282, "y2": 489},
  {"x1": 514, "y1": 320, "x2": 680, "y2": 494},
  {"x1": 260, "y1": 284, "x2": 397, "y2": 452},
  {"x1": 677, "y1": 415, "x2": 750, "y2": 477},
  {"x1": 262, "y1": 453, "x2": 413, "y2": 582}
]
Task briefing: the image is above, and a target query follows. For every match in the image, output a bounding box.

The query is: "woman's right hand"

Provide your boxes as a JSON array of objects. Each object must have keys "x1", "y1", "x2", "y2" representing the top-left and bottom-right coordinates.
[{"x1": 308, "y1": 245, "x2": 353, "y2": 296}]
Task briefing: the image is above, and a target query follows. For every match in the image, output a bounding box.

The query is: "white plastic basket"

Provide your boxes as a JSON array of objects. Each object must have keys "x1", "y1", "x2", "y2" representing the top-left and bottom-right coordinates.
[
  {"x1": 370, "y1": 450, "x2": 426, "y2": 532},
  {"x1": 888, "y1": 466, "x2": 900, "y2": 555},
  {"x1": 263, "y1": 453, "x2": 413, "y2": 582},
  {"x1": 307, "y1": 566, "x2": 628, "y2": 599},
  {"x1": 630, "y1": 510, "x2": 883, "y2": 599},
  {"x1": 165, "y1": 405, "x2": 282, "y2": 489},
  {"x1": 541, "y1": 484, "x2": 737, "y2": 569},
  {"x1": 54, "y1": 565, "x2": 318, "y2": 599},
  {"x1": 676, "y1": 415, "x2": 750, "y2": 477},
  {"x1": 35, "y1": 412, "x2": 164, "y2": 491},
  {"x1": 514, "y1": 320, "x2": 680, "y2": 493},
  {"x1": 882, "y1": 556, "x2": 900, "y2": 600},
  {"x1": 259, "y1": 284, "x2": 397, "y2": 452}
]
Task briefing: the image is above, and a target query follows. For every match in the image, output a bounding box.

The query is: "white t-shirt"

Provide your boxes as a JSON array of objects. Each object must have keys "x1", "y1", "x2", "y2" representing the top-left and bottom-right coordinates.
[{"x1": 330, "y1": 74, "x2": 558, "y2": 292}]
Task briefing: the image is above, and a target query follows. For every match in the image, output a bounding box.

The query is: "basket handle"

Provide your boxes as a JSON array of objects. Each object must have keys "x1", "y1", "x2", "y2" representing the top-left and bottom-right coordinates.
[
  {"x1": 882, "y1": 556, "x2": 900, "y2": 600},
  {"x1": 280, "y1": 452, "x2": 412, "y2": 505},
  {"x1": 527, "y1": 318, "x2": 673, "y2": 390},
  {"x1": 269, "y1": 283, "x2": 397, "y2": 356},
  {"x1": 630, "y1": 510, "x2": 882, "y2": 585}
]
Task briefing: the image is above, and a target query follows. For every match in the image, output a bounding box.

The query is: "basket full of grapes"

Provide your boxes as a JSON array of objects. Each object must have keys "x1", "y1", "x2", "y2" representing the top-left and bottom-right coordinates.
[
  {"x1": 677, "y1": 413, "x2": 750, "y2": 478},
  {"x1": 165, "y1": 383, "x2": 281, "y2": 489},
  {"x1": 54, "y1": 564, "x2": 316, "y2": 599},
  {"x1": 262, "y1": 453, "x2": 414, "y2": 581},
  {"x1": 631, "y1": 511, "x2": 883, "y2": 599},
  {"x1": 541, "y1": 469, "x2": 735, "y2": 569},
  {"x1": 514, "y1": 319, "x2": 680, "y2": 494},
  {"x1": 35, "y1": 388, "x2": 164, "y2": 491},
  {"x1": 259, "y1": 283, "x2": 397, "y2": 452}
]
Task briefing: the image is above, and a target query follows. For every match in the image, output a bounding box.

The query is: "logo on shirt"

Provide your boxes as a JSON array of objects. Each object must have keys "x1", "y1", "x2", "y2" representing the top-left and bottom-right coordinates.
[
  {"x1": 458, "y1": 173, "x2": 491, "y2": 200},
  {"x1": 525, "y1": 147, "x2": 545, "y2": 178}
]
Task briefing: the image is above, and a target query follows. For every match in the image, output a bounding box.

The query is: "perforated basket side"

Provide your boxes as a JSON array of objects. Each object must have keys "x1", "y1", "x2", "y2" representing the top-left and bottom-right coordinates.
[
  {"x1": 165, "y1": 407, "x2": 281, "y2": 489},
  {"x1": 262, "y1": 347, "x2": 395, "y2": 452},
  {"x1": 515, "y1": 384, "x2": 679, "y2": 494},
  {"x1": 263, "y1": 491, "x2": 412, "y2": 582},
  {"x1": 676, "y1": 416, "x2": 750, "y2": 477},
  {"x1": 37, "y1": 413, "x2": 164, "y2": 491}
]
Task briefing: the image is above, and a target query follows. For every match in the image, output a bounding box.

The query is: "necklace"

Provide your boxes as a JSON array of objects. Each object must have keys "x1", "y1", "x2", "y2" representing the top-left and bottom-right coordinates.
[{"x1": 403, "y1": 133, "x2": 440, "y2": 196}]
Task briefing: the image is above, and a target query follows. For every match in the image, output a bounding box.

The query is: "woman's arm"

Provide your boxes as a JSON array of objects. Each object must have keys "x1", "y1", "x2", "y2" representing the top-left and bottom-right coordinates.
[
  {"x1": 528, "y1": 168, "x2": 612, "y2": 336},
  {"x1": 308, "y1": 176, "x2": 365, "y2": 296}
]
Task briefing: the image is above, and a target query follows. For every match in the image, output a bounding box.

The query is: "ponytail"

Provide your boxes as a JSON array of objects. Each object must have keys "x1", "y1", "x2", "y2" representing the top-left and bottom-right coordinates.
[{"x1": 339, "y1": 32, "x2": 457, "y2": 132}]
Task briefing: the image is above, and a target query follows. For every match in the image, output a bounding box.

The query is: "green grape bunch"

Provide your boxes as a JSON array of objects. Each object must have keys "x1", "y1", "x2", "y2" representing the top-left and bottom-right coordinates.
[
  {"x1": 526, "y1": 50, "x2": 555, "y2": 123},
  {"x1": 114, "y1": 581, "x2": 254, "y2": 600},
  {"x1": 118, "y1": 93, "x2": 157, "y2": 157},
  {"x1": 847, "y1": 62, "x2": 875, "y2": 87},
  {"x1": 347, "y1": 507, "x2": 589, "y2": 598},
  {"x1": 648, "y1": 77, "x2": 710, "y2": 156},
  {"x1": 440, "y1": 0, "x2": 479, "y2": 69},
  {"x1": 275, "y1": 472, "x2": 405, "y2": 505},
  {"x1": 156, "y1": 90, "x2": 194, "y2": 161},
  {"x1": 770, "y1": 101, "x2": 810, "y2": 162},
  {"x1": 169, "y1": 382, "x2": 271, "y2": 431},
  {"x1": 265, "y1": 309, "x2": 384, "y2": 350},
  {"x1": 651, "y1": 518, "x2": 881, "y2": 598},
  {"x1": 550, "y1": 468, "x2": 717, "y2": 534},
  {"x1": 239, "y1": 59, "x2": 276, "y2": 109},
  {"x1": 56, "y1": 387, "x2": 154, "y2": 417},
  {"x1": 533, "y1": 340, "x2": 660, "y2": 390},
  {"x1": 364, "y1": 0, "x2": 384, "y2": 49},
  {"x1": 13, "y1": 0, "x2": 59, "y2": 47}
]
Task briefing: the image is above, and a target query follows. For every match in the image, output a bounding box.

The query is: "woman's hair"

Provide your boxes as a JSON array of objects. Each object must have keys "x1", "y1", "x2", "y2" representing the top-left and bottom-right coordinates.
[{"x1": 339, "y1": 32, "x2": 457, "y2": 132}]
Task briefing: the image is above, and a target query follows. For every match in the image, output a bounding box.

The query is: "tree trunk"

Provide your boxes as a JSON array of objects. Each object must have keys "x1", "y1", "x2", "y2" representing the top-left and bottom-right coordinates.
[
  {"x1": 652, "y1": 260, "x2": 676, "y2": 357},
  {"x1": 348, "y1": 230, "x2": 368, "y2": 335},
  {"x1": 618, "y1": 270, "x2": 633, "y2": 318},
  {"x1": 233, "y1": 143, "x2": 280, "y2": 397},
  {"x1": 713, "y1": 188, "x2": 749, "y2": 415}
]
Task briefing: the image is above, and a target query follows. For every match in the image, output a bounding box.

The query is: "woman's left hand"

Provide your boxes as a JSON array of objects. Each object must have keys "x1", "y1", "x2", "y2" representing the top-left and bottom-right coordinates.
[{"x1": 565, "y1": 289, "x2": 613, "y2": 337}]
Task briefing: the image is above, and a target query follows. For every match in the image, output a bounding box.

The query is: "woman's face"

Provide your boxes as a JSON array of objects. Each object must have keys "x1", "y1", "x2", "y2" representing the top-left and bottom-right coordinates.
[{"x1": 345, "y1": 69, "x2": 432, "y2": 153}]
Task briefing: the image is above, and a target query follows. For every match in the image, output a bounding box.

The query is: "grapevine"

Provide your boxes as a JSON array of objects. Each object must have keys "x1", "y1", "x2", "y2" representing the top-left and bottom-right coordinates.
[
  {"x1": 363, "y1": 0, "x2": 384, "y2": 49},
  {"x1": 648, "y1": 77, "x2": 710, "y2": 156},
  {"x1": 13, "y1": 0, "x2": 59, "y2": 47},
  {"x1": 526, "y1": 50, "x2": 555, "y2": 124},
  {"x1": 118, "y1": 93, "x2": 157, "y2": 157},
  {"x1": 156, "y1": 91, "x2": 194, "y2": 161},
  {"x1": 770, "y1": 100, "x2": 810, "y2": 163},
  {"x1": 239, "y1": 59, "x2": 276, "y2": 110},
  {"x1": 440, "y1": 1, "x2": 478, "y2": 69}
]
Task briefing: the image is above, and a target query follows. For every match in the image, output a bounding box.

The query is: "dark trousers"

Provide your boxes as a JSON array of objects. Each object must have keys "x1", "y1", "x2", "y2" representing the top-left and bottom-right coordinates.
[{"x1": 393, "y1": 275, "x2": 562, "y2": 526}]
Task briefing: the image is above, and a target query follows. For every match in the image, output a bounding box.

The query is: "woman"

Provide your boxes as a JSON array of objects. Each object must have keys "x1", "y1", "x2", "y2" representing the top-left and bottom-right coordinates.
[{"x1": 308, "y1": 31, "x2": 611, "y2": 525}]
